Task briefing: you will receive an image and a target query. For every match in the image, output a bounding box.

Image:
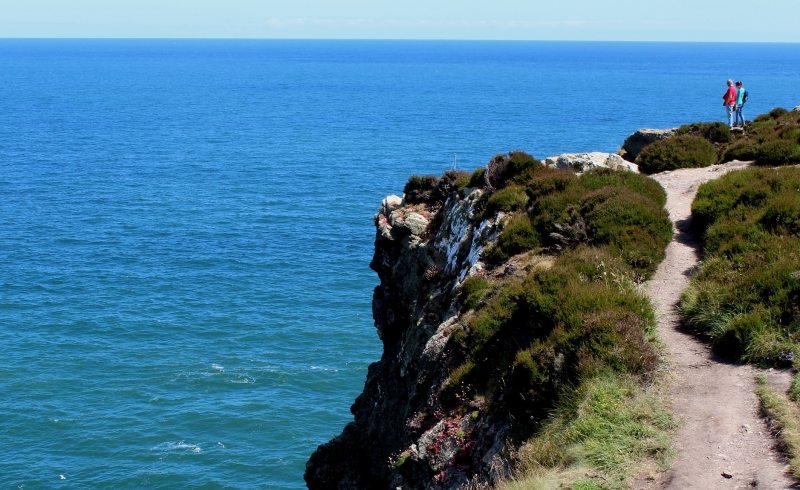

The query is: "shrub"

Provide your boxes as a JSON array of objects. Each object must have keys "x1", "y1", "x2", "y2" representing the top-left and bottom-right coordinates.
[
  {"x1": 460, "y1": 276, "x2": 490, "y2": 310},
  {"x1": 754, "y1": 140, "x2": 800, "y2": 166},
  {"x1": 403, "y1": 175, "x2": 439, "y2": 204},
  {"x1": 486, "y1": 184, "x2": 529, "y2": 215},
  {"x1": 581, "y1": 189, "x2": 672, "y2": 276},
  {"x1": 761, "y1": 193, "x2": 800, "y2": 235},
  {"x1": 683, "y1": 166, "x2": 800, "y2": 365},
  {"x1": 722, "y1": 141, "x2": 759, "y2": 162},
  {"x1": 770, "y1": 107, "x2": 789, "y2": 119},
  {"x1": 578, "y1": 168, "x2": 667, "y2": 207},
  {"x1": 483, "y1": 214, "x2": 539, "y2": 265},
  {"x1": 635, "y1": 134, "x2": 717, "y2": 174},
  {"x1": 484, "y1": 151, "x2": 542, "y2": 189},
  {"x1": 464, "y1": 247, "x2": 659, "y2": 432},
  {"x1": 780, "y1": 127, "x2": 800, "y2": 144},
  {"x1": 507, "y1": 151, "x2": 542, "y2": 183},
  {"x1": 678, "y1": 122, "x2": 732, "y2": 144},
  {"x1": 469, "y1": 167, "x2": 486, "y2": 188}
]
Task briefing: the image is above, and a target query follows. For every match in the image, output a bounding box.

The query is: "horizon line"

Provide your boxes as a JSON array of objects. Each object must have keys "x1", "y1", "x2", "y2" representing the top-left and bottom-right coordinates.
[{"x1": 1, "y1": 36, "x2": 798, "y2": 44}]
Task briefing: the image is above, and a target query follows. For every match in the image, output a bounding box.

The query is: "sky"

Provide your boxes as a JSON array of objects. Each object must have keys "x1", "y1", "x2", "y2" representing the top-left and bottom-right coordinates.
[{"x1": 1, "y1": 0, "x2": 798, "y2": 42}]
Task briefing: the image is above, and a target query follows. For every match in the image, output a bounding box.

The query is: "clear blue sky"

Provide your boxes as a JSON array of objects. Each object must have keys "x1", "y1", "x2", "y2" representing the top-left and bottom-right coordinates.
[{"x1": 2, "y1": 0, "x2": 798, "y2": 42}]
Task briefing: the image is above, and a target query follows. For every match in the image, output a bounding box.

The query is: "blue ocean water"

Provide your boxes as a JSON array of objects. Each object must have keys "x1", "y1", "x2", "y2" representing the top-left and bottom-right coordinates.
[{"x1": 0, "y1": 39, "x2": 798, "y2": 488}]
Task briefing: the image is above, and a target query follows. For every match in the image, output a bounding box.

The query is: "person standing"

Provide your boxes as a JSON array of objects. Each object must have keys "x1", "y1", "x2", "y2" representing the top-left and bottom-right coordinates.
[
  {"x1": 734, "y1": 80, "x2": 747, "y2": 127},
  {"x1": 723, "y1": 79, "x2": 737, "y2": 128}
]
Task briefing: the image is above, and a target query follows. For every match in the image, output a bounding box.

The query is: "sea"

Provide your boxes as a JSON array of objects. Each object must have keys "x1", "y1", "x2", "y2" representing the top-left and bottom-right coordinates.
[{"x1": 1, "y1": 39, "x2": 798, "y2": 489}]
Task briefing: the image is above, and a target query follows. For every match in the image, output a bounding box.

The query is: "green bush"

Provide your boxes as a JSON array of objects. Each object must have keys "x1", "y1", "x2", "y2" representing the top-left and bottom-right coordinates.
[
  {"x1": 682, "y1": 166, "x2": 800, "y2": 365},
  {"x1": 484, "y1": 151, "x2": 543, "y2": 189},
  {"x1": 761, "y1": 193, "x2": 800, "y2": 235},
  {"x1": 635, "y1": 134, "x2": 717, "y2": 174},
  {"x1": 579, "y1": 168, "x2": 667, "y2": 207},
  {"x1": 460, "y1": 276, "x2": 490, "y2": 310},
  {"x1": 581, "y1": 189, "x2": 673, "y2": 277},
  {"x1": 486, "y1": 184, "x2": 529, "y2": 215},
  {"x1": 469, "y1": 167, "x2": 486, "y2": 188},
  {"x1": 403, "y1": 175, "x2": 439, "y2": 204},
  {"x1": 754, "y1": 140, "x2": 800, "y2": 166},
  {"x1": 770, "y1": 107, "x2": 790, "y2": 119},
  {"x1": 678, "y1": 121, "x2": 732, "y2": 144},
  {"x1": 461, "y1": 247, "x2": 658, "y2": 429},
  {"x1": 483, "y1": 214, "x2": 539, "y2": 265},
  {"x1": 722, "y1": 141, "x2": 759, "y2": 162}
]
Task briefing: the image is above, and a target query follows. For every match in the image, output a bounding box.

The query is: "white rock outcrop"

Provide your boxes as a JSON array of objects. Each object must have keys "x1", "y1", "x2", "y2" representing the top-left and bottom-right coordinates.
[{"x1": 543, "y1": 152, "x2": 638, "y2": 173}]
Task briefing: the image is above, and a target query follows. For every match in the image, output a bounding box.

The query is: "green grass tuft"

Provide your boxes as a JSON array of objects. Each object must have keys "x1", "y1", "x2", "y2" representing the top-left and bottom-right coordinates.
[
  {"x1": 755, "y1": 374, "x2": 800, "y2": 479},
  {"x1": 682, "y1": 166, "x2": 800, "y2": 365}
]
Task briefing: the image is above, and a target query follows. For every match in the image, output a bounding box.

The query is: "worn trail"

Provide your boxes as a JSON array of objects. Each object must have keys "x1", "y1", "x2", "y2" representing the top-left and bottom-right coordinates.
[{"x1": 645, "y1": 161, "x2": 795, "y2": 489}]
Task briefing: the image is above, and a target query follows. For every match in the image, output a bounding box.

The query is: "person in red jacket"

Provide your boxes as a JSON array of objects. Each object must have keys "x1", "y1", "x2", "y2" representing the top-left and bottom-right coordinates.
[{"x1": 722, "y1": 79, "x2": 737, "y2": 128}]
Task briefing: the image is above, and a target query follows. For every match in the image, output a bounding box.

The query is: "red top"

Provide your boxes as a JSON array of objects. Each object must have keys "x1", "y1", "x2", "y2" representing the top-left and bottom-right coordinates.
[{"x1": 724, "y1": 85, "x2": 737, "y2": 105}]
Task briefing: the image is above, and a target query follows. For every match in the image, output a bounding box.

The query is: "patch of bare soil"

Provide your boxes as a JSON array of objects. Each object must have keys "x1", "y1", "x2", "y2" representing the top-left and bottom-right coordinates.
[{"x1": 645, "y1": 161, "x2": 796, "y2": 489}]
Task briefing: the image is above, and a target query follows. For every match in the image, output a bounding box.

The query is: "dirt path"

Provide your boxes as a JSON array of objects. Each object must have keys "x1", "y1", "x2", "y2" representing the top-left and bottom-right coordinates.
[{"x1": 646, "y1": 161, "x2": 795, "y2": 489}]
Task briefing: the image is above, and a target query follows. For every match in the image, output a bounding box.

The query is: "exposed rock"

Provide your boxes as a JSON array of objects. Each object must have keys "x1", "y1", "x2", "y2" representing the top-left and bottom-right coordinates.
[
  {"x1": 620, "y1": 128, "x2": 676, "y2": 162},
  {"x1": 793, "y1": 105, "x2": 800, "y2": 113},
  {"x1": 543, "y1": 151, "x2": 638, "y2": 173},
  {"x1": 381, "y1": 195, "x2": 403, "y2": 216},
  {"x1": 306, "y1": 184, "x2": 508, "y2": 490},
  {"x1": 403, "y1": 212, "x2": 430, "y2": 236}
]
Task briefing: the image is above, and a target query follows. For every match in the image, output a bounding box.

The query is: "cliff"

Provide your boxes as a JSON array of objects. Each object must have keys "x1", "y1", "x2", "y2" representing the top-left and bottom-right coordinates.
[
  {"x1": 305, "y1": 151, "x2": 674, "y2": 489},
  {"x1": 305, "y1": 166, "x2": 508, "y2": 488}
]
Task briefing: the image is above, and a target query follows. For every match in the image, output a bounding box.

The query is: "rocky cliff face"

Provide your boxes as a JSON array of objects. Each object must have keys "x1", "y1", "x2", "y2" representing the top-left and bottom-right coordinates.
[
  {"x1": 304, "y1": 148, "x2": 666, "y2": 489},
  {"x1": 305, "y1": 170, "x2": 512, "y2": 489}
]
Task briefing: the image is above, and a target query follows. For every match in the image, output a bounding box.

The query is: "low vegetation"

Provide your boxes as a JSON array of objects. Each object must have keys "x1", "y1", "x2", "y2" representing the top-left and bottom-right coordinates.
[
  {"x1": 755, "y1": 374, "x2": 800, "y2": 479},
  {"x1": 632, "y1": 108, "x2": 800, "y2": 173},
  {"x1": 441, "y1": 154, "x2": 674, "y2": 487},
  {"x1": 680, "y1": 166, "x2": 800, "y2": 364},
  {"x1": 636, "y1": 134, "x2": 716, "y2": 174},
  {"x1": 477, "y1": 153, "x2": 671, "y2": 276},
  {"x1": 502, "y1": 374, "x2": 674, "y2": 490}
]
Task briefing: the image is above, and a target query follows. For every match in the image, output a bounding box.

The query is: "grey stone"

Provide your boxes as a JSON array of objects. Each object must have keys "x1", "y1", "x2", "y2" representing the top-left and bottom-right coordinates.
[
  {"x1": 403, "y1": 212, "x2": 429, "y2": 236},
  {"x1": 620, "y1": 128, "x2": 676, "y2": 162}
]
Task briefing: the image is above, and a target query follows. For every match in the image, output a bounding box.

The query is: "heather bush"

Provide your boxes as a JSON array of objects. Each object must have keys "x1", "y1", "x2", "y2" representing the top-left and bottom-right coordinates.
[
  {"x1": 485, "y1": 184, "x2": 529, "y2": 214},
  {"x1": 678, "y1": 121, "x2": 732, "y2": 144},
  {"x1": 403, "y1": 175, "x2": 439, "y2": 204},
  {"x1": 484, "y1": 151, "x2": 542, "y2": 189},
  {"x1": 528, "y1": 170, "x2": 671, "y2": 277},
  {"x1": 483, "y1": 214, "x2": 539, "y2": 265},
  {"x1": 460, "y1": 276, "x2": 490, "y2": 311},
  {"x1": 754, "y1": 140, "x2": 800, "y2": 166},
  {"x1": 682, "y1": 166, "x2": 800, "y2": 364},
  {"x1": 459, "y1": 246, "x2": 658, "y2": 430},
  {"x1": 718, "y1": 107, "x2": 800, "y2": 165},
  {"x1": 635, "y1": 134, "x2": 716, "y2": 174}
]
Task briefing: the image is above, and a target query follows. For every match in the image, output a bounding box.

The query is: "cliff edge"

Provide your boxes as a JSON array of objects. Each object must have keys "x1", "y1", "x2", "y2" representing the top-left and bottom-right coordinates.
[{"x1": 306, "y1": 152, "x2": 674, "y2": 489}]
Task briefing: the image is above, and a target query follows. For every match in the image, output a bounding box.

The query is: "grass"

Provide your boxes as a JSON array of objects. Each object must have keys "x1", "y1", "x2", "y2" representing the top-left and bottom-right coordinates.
[
  {"x1": 755, "y1": 374, "x2": 800, "y2": 478},
  {"x1": 680, "y1": 166, "x2": 800, "y2": 364},
  {"x1": 499, "y1": 373, "x2": 674, "y2": 490}
]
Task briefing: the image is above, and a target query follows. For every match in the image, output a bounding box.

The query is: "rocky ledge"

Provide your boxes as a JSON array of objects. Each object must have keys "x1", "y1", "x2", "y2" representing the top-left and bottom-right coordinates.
[{"x1": 305, "y1": 166, "x2": 508, "y2": 489}]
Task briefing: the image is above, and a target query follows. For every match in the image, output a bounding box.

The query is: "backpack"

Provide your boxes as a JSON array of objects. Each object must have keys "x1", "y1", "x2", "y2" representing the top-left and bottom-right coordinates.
[{"x1": 743, "y1": 90, "x2": 749, "y2": 103}]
